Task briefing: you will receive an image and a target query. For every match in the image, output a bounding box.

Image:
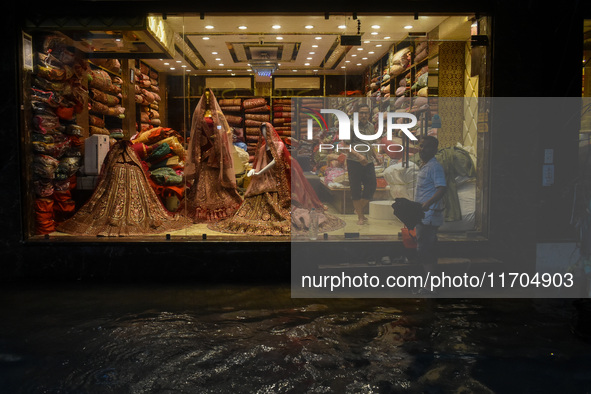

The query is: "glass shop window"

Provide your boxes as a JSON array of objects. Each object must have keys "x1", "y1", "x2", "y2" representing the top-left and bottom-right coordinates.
[{"x1": 19, "y1": 12, "x2": 491, "y2": 241}]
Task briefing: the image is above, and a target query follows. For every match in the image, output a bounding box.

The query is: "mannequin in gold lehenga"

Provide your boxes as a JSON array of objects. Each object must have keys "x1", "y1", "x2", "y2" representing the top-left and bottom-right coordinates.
[
  {"x1": 210, "y1": 123, "x2": 291, "y2": 235},
  {"x1": 181, "y1": 89, "x2": 242, "y2": 222},
  {"x1": 57, "y1": 140, "x2": 191, "y2": 236}
]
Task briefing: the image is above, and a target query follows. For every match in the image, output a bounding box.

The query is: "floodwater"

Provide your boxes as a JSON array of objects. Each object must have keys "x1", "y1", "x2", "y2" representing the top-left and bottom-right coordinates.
[{"x1": 0, "y1": 284, "x2": 590, "y2": 393}]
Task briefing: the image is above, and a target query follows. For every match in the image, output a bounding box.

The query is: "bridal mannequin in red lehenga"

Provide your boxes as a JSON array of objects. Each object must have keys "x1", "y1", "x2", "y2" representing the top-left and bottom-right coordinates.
[
  {"x1": 56, "y1": 140, "x2": 191, "y2": 236},
  {"x1": 181, "y1": 89, "x2": 242, "y2": 222},
  {"x1": 210, "y1": 123, "x2": 291, "y2": 235}
]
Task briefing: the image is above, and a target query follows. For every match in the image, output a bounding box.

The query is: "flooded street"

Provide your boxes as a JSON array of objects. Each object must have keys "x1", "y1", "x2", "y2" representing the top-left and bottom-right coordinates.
[{"x1": 0, "y1": 284, "x2": 590, "y2": 393}]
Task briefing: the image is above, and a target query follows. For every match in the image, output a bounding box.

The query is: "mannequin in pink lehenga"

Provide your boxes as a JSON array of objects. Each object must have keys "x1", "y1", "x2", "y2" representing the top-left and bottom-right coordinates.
[
  {"x1": 181, "y1": 89, "x2": 242, "y2": 222},
  {"x1": 210, "y1": 123, "x2": 291, "y2": 235}
]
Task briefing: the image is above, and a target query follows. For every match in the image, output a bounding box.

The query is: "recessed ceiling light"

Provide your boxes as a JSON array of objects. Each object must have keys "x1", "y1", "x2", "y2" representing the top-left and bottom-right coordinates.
[
  {"x1": 313, "y1": 69, "x2": 318, "y2": 72},
  {"x1": 247, "y1": 69, "x2": 252, "y2": 72},
  {"x1": 315, "y1": 36, "x2": 322, "y2": 40},
  {"x1": 238, "y1": 26, "x2": 247, "y2": 30},
  {"x1": 292, "y1": 69, "x2": 298, "y2": 72},
  {"x1": 231, "y1": 73, "x2": 235, "y2": 76},
  {"x1": 186, "y1": 70, "x2": 191, "y2": 72},
  {"x1": 159, "y1": 59, "x2": 163, "y2": 61},
  {"x1": 305, "y1": 25, "x2": 314, "y2": 29},
  {"x1": 341, "y1": 66, "x2": 346, "y2": 69},
  {"x1": 368, "y1": 51, "x2": 375, "y2": 54},
  {"x1": 227, "y1": 69, "x2": 232, "y2": 72},
  {"x1": 164, "y1": 62, "x2": 170, "y2": 65},
  {"x1": 362, "y1": 57, "x2": 368, "y2": 60},
  {"x1": 357, "y1": 47, "x2": 363, "y2": 50},
  {"x1": 203, "y1": 37, "x2": 210, "y2": 40},
  {"x1": 371, "y1": 32, "x2": 378, "y2": 35},
  {"x1": 312, "y1": 45, "x2": 319, "y2": 48},
  {"x1": 278, "y1": 63, "x2": 281, "y2": 66},
  {"x1": 215, "y1": 58, "x2": 221, "y2": 61},
  {"x1": 276, "y1": 36, "x2": 283, "y2": 40},
  {"x1": 205, "y1": 25, "x2": 214, "y2": 29},
  {"x1": 212, "y1": 51, "x2": 218, "y2": 55},
  {"x1": 351, "y1": 54, "x2": 357, "y2": 57},
  {"x1": 305, "y1": 63, "x2": 310, "y2": 66},
  {"x1": 219, "y1": 63, "x2": 224, "y2": 66},
  {"x1": 384, "y1": 36, "x2": 391, "y2": 39},
  {"x1": 170, "y1": 67, "x2": 175, "y2": 70},
  {"x1": 272, "y1": 25, "x2": 281, "y2": 29},
  {"x1": 309, "y1": 52, "x2": 315, "y2": 54},
  {"x1": 357, "y1": 63, "x2": 362, "y2": 66},
  {"x1": 404, "y1": 25, "x2": 413, "y2": 29},
  {"x1": 176, "y1": 60, "x2": 182, "y2": 63},
  {"x1": 207, "y1": 69, "x2": 212, "y2": 72},
  {"x1": 307, "y1": 57, "x2": 313, "y2": 60},
  {"x1": 371, "y1": 25, "x2": 380, "y2": 29},
  {"x1": 376, "y1": 44, "x2": 383, "y2": 47},
  {"x1": 182, "y1": 65, "x2": 187, "y2": 67},
  {"x1": 345, "y1": 60, "x2": 351, "y2": 63},
  {"x1": 364, "y1": 40, "x2": 370, "y2": 43},
  {"x1": 338, "y1": 25, "x2": 346, "y2": 29}
]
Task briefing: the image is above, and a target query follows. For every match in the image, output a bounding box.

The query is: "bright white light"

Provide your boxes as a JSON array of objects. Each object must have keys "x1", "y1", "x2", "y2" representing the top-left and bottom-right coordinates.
[
  {"x1": 182, "y1": 65, "x2": 187, "y2": 67},
  {"x1": 351, "y1": 54, "x2": 357, "y2": 57},
  {"x1": 305, "y1": 63, "x2": 310, "y2": 66},
  {"x1": 227, "y1": 69, "x2": 232, "y2": 72},
  {"x1": 345, "y1": 60, "x2": 351, "y2": 63},
  {"x1": 205, "y1": 25, "x2": 214, "y2": 29},
  {"x1": 164, "y1": 62, "x2": 169, "y2": 65},
  {"x1": 362, "y1": 57, "x2": 368, "y2": 60},
  {"x1": 219, "y1": 63, "x2": 224, "y2": 66},
  {"x1": 292, "y1": 69, "x2": 297, "y2": 72},
  {"x1": 305, "y1": 25, "x2": 314, "y2": 29},
  {"x1": 312, "y1": 45, "x2": 319, "y2": 48},
  {"x1": 341, "y1": 66, "x2": 346, "y2": 68},
  {"x1": 238, "y1": 26, "x2": 247, "y2": 30},
  {"x1": 212, "y1": 51, "x2": 218, "y2": 55},
  {"x1": 371, "y1": 32, "x2": 378, "y2": 35},
  {"x1": 404, "y1": 25, "x2": 413, "y2": 29},
  {"x1": 357, "y1": 47, "x2": 363, "y2": 50},
  {"x1": 272, "y1": 25, "x2": 281, "y2": 29},
  {"x1": 376, "y1": 44, "x2": 383, "y2": 47},
  {"x1": 176, "y1": 60, "x2": 181, "y2": 63},
  {"x1": 207, "y1": 69, "x2": 212, "y2": 72},
  {"x1": 384, "y1": 36, "x2": 391, "y2": 39},
  {"x1": 371, "y1": 25, "x2": 380, "y2": 29},
  {"x1": 315, "y1": 36, "x2": 322, "y2": 40},
  {"x1": 276, "y1": 36, "x2": 283, "y2": 40},
  {"x1": 215, "y1": 58, "x2": 221, "y2": 61},
  {"x1": 203, "y1": 37, "x2": 210, "y2": 40},
  {"x1": 307, "y1": 57, "x2": 313, "y2": 60},
  {"x1": 356, "y1": 63, "x2": 361, "y2": 66},
  {"x1": 368, "y1": 51, "x2": 375, "y2": 54},
  {"x1": 309, "y1": 52, "x2": 315, "y2": 54},
  {"x1": 338, "y1": 25, "x2": 346, "y2": 29},
  {"x1": 364, "y1": 40, "x2": 370, "y2": 43},
  {"x1": 170, "y1": 67, "x2": 175, "y2": 70}
]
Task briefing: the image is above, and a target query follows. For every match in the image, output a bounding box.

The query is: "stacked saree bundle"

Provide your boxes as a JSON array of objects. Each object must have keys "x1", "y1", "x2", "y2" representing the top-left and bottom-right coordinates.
[
  {"x1": 57, "y1": 140, "x2": 191, "y2": 236},
  {"x1": 219, "y1": 98, "x2": 244, "y2": 129},
  {"x1": 135, "y1": 62, "x2": 162, "y2": 132},
  {"x1": 31, "y1": 35, "x2": 89, "y2": 234},
  {"x1": 181, "y1": 90, "x2": 243, "y2": 222},
  {"x1": 88, "y1": 63, "x2": 125, "y2": 139},
  {"x1": 272, "y1": 98, "x2": 293, "y2": 141},
  {"x1": 131, "y1": 127, "x2": 187, "y2": 212},
  {"x1": 243, "y1": 97, "x2": 270, "y2": 162}
]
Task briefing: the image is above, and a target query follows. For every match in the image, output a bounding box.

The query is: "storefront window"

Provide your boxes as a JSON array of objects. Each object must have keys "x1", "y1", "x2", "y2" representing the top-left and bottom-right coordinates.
[{"x1": 19, "y1": 12, "x2": 490, "y2": 241}]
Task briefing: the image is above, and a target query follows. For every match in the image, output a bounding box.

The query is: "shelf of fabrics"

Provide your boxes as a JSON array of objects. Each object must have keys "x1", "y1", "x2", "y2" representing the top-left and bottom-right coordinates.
[
  {"x1": 135, "y1": 62, "x2": 162, "y2": 134},
  {"x1": 218, "y1": 97, "x2": 245, "y2": 156},
  {"x1": 30, "y1": 35, "x2": 89, "y2": 234},
  {"x1": 291, "y1": 97, "x2": 325, "y2": 172},
  {"x1": 129, "y1": 126, "x2": 188, "y2": 212},
  {"x1": 271, "y1": 97, "x2": 293, "y2": 147},
  {"x1": 241, "y1": 97, "x2": 271, "y2": 163},
  {"x1": 87, "y1": 60, "x2": 125, "y2": 141}
]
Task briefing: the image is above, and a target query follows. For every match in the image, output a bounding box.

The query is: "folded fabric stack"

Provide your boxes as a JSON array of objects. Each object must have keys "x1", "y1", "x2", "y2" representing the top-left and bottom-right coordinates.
[
  {"x1": 242, "y1": 97, "x2": 269, "y2": 161},
  {"x1": 298, "y1": 98, "x2": 324, "y2": 141},
  {"x1": 131, "y1": 127, "x2": 187, "y2": 211},
  {"x1": 388, "y1": 46, "x2": 412, "y2": 78},
  {"x1": 414, "y1": 37, "x2": 429, "y2": 64},
  {"x1": 88, "y1": 65, "x2": 125, "y2": 139},
  {"x1": 219, "y1": 98, "x2": 244, "y2": 130},
  {"x1": 272, "y1": 98, "x2": 293, "y2": 141},
  {"x1": 135, "y1": 63, "x2": 162, "y2": 133},
  {"x1": 31, "y1": 35, "x2": 88, "y2": 234}
]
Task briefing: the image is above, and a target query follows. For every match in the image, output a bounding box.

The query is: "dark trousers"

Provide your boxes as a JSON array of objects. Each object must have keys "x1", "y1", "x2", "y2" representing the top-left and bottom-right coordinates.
[
  {"x1": 416, "y1": 223, "x2": 439, "y2": 265},
  {"x1": 347, "y1": 160, "x2": 376, "y2": 201}
]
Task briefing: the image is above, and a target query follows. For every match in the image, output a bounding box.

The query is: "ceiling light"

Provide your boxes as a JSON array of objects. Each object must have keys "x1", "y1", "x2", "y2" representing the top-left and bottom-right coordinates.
[
  {"x1": 219, "y1": 63, "x2": 224, "y2": 66},
  {"x1": 384, "y1": 36, "x2": 391, "y2": 39},
  {"x1": 272, "y1": 25, "x2": 281, "y2": 29},
  {"x1": 357, "y1": 63, "x2": 362, "y2": 66},
  {"x1": 207, "y1": 69, "x2": 212, "y2": 72},
  {"x1": 338, "y1": 25, "x2": 346, "y2": 29},
  {"x1": 345, "y1": 60, "x2": 351, "y2": 63},
  {"x1": 292, "y1": 69, "x2": 297, "y2": 72},
  {"x1": 203, "y1": 37, "x2": 210, "y2": 40},
  {"x1": 182, "y1": 65, "x2": 187, "y2": 67},
  {"x1": 305, "y1": 63, "x2": 310, "y2": 66},
  {"x1": 362, "y1": 57, "x2": 368, "y2": 60},
  {"x1": 212, "y1": 51, "x2": 218, "y2": 55},
  {"x1": 404, "y1": 25, "x2": 413, "y2": 29},
  {"x1": 186, "y1": 70, "x2": 191, "y2": 72},
  {"x1": 247, "y1": 69, "x2": 252, "y2": 72},
  {"x1": 371, "y1": 25, "x2": 380, "y2": 29},
  {"x1": 215, "y1": 58, "x2": 221, "y2": 61},
  {"x1": 205, "y1": 25, "x2": 214, "y2": 29},
  {"x1": 371, "y1": 32, "x2": 378, "y2": 35},
  {"x1": 276, "y1": 36, "x2": 283, "y2": 40},
  {"x1": 305, "y1": 25, "x2": 314, "y2": 29},
  {"x1": 159, "y1": 59, "x2": 163, "y2": 61},
  {"x1": 368, "y1": 51, "x2": 375, "y2": 54},
  {"x1": 312, "y1": 44, "x2": 319, "y2": 48},
  {"x1": 315, "y1": 36, "x2": 322, "y2": 40},
  {"x1": 231, "y1": 73, "x2": 235, "y2": 76},
  {"x1": 164, "y1": 62, "x2": 170, "y2": 66},
  {"x1": 176, "y1": 60, "x2": 181, "y2": 63},
  {"x1": 351, "y1": 54, "x2": 357, "y2": 57},
  {"x1": 227, "y1": 69, "x2": 232, "y2": 72},
  {"x1": 170, "y1": 67, "x2": 175, "y2": 70},
  {"x1": 376, "y1": 44, "x2": 382, "y2": 47},
  {"x1": 115, "y1": 38, "x2": 121, "y2": 42},
  {"x1": 307, "y1": 57, "x2": 313, "y2": 60},
  {"x1": 278, "y1": 63, "x2": 281, "y2": 66},
  {"x1": 357, "y1": 47, "x2": 363, "y2": 50},
  {"x1": 341, "y1": 66, "x2": 346, "y2": 69},
  {"x1": 313, "y1": 69, "x2": 318, "y2": 72},
  {"x1": 238, "y1": 26, "x2": 247, "y2": 30},
  {"x1": 364, "y1": 40, "x2": 370, "y2": 43},
  {"x1": 309, "y1": 52, "x2": 315, "y2": 54}
]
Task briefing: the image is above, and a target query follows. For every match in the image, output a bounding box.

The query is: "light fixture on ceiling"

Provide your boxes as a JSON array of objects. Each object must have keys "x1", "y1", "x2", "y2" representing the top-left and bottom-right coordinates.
[
  {"x1": 357, "y1": 47, "x2": 363, "y2": 50},
  {"x1": 250, "y1": 62, "x2": 278, "y2": 77},
  {"x1": 307, "y1": 57, "x2": 313, "y2": 60},
  {"x1": 219, "y1": 63, "x2": 224, "y2": 66},
  {"x1": 164, "y1": 62, "x2": 169, "y2": 65},
  {"x1": 312, "y1": 45, "x2": 319, "y2": 48},
  {"x1": 182, "y1": 65, "x2": 187, "y2": 67},
  {"x1": 305, "y1": 63, "x2": 310, "y2": 66},
  {"x1": 338, "y1": 25, "x2": 346, "y2": 29},
  {"x1": 207, "y1": 69, "x2": 212, "y2": 72},
  {"x1": 309, "y1": 51, "x2": 315, "y2": 54},
  {"x1": 376, "y1": 44, "x2": 382, "y2": 47},
  {"x1": 205, "y1": 25, "x2": 214, "y2": 29},
  {"x1": 341, "y1": 66, "x2": 346, "y2": 69},
  {"x1": 272, "y1": 25, "x2": 281, "y2": 29},
  {"x1": 305, "y1": 25, "x2": 314, "y2": 29},
  {"x1": 404, "y1": 25, "x2": 413, "y2": 29},
  {"x1": 345, "y1": 60, "x2": 350, "y2": 63},
  {"x1": 368, "y1": 51, "x2": 375, "y2": 54},
  {"x1": 176, "y1": 60, "x2": 181, "y2": 63},
  {"x1": 371, "y1": 25, "x2": 380, "y2": 29},
  {"x1": 315, "y1": 36, "x2": 322, "y2": 40},
  {"x1": 170, "y1": 67, "x2": 175, "y2": 70},
  {"x1": 212, "y1": 51, "x2": 218, "y2": 55},
  {"x1": 362, "y1": 57, "x2": 368, "y2": 60},
  {"x1": 292, "y1": 69, "x2": 297, "y2": 72},
  {"x1": 364, "y1": 40, "x2": 370, "y2": 43},
  {"x1": 203, "y1": 37, "x2": 210, "y2": 40},
  {"x1": 384, "y1": 36, "x2": 391, "y2": 39},
  {"x1": 356, "y1": 63, "x2": 361, "y2": 66},
  {"x1": 276, "y1": 36, "x2": 283, "y2": 40},
  {"x1": 238, "y1": 26, "x2": 247, "y2": 30},
  {"x1": 371, "y1": 32, "x2": 378, "y2": 35}
]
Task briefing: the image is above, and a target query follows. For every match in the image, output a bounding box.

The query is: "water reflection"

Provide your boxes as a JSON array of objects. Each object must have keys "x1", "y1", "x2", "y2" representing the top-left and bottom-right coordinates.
[{"x1": 0, "y1": 284, "x2": 589, "y2": 393}]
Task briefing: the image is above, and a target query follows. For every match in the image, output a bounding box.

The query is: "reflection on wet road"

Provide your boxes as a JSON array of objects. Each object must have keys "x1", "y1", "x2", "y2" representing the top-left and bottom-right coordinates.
[{"x1": 0, "y1": 284, "x2": 589, "y2": 392}]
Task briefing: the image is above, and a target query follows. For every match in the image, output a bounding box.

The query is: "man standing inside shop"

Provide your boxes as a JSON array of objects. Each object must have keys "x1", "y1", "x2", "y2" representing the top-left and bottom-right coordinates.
[
  {"x1": 345, "y1": 104, "x2": 382, "y2": 225},
  {"x1": 415, "y1": 135, "x2": 447, "y2": 271}
]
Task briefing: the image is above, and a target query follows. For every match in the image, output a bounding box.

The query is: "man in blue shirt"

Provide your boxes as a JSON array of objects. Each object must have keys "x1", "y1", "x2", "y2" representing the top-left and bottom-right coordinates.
[{"x1": 414, "y1": 136, "x2": 447, "y2": 268}]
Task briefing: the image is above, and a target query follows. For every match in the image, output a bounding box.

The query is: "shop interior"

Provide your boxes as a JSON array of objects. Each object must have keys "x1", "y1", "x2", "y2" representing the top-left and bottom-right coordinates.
[{"x1": 22, "y1": 12, "x2": 486, "y2": 240}]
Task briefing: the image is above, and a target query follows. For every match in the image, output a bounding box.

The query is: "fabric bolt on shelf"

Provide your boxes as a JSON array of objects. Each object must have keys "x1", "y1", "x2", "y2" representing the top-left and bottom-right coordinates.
[
  {"x1": 246, "y1": 127, "x2": 261, "y2": 135},
  {"x1": 219, "y1": 99, "x2": 242, "y2": 107},
  {"x1": 245, "y1": 119, "x2": 263, "y2": 127},
  {"x1": 245, "y1": 114, "x2": 270, "y2": 122},
  {"x1": 244, "y1": 105, "x2": 270, "y2": 113},
  {"x1": 273, "y1": 112, "x2": 293, "y2": 118},
  {"x1": 225, "y1": 115, "x2": 243, "y2": 126},
  {"x1": 220, "y1": 106, "x2": 242, "y2": 113}
]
